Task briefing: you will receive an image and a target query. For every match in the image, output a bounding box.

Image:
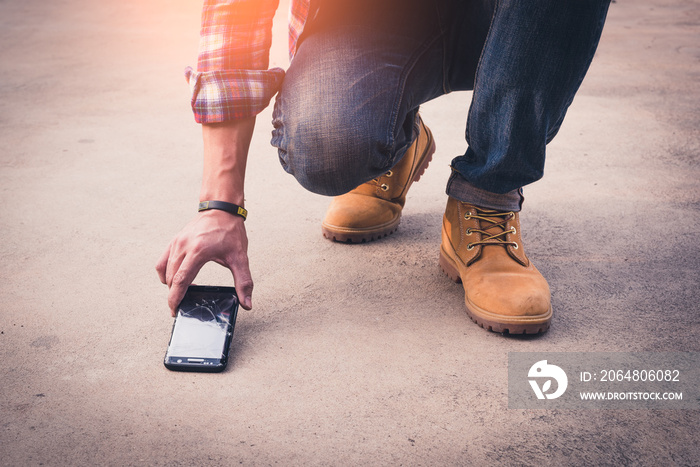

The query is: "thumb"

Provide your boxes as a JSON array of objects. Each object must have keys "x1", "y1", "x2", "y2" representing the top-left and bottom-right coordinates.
[{"x1": 229, "y1": 256, "x2": 254, "y2": 310}]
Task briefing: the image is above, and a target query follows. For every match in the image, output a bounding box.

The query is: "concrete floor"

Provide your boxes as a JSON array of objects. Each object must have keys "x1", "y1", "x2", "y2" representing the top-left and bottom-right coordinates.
[{"x1": 1, "y1": 0, "x2": 699, "y2": 465}]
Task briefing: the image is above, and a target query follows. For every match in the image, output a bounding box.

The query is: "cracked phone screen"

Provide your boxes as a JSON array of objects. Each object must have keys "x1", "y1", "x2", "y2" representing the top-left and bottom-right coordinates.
[{"x1": 165, "y1": 292, "x2": 235, "y2": 359}]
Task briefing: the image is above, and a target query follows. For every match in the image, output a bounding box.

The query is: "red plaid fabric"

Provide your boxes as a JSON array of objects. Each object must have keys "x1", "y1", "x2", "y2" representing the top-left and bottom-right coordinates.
[{"x1": 186, "y1": 0, "x2": 311, "y2": 123}]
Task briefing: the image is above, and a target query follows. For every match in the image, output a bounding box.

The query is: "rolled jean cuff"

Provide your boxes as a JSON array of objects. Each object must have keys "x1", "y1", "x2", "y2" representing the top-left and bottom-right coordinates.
[{"x1": 445, "y1": 171, "x2": 524, "y2": 212}]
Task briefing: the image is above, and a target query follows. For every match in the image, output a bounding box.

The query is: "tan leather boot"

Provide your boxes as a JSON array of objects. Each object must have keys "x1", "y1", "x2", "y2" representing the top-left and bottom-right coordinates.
[
  {"x1": 322, "y1": 116, "x2": 435, "y2": 242},
  {"x1": 439, "y1": 196, "x2": 552, "y2": 334}
]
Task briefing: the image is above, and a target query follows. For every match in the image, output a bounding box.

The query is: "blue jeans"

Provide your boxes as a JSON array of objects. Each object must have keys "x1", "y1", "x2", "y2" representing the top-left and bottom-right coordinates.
[{"x1": 271, "y1": 0, "x2": 610, "y2": 211}]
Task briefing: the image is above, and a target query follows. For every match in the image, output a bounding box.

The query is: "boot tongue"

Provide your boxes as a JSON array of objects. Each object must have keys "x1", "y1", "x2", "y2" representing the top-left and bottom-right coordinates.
[{"x1": 478, "y1": 209, "x2": 510, "y2": 244}]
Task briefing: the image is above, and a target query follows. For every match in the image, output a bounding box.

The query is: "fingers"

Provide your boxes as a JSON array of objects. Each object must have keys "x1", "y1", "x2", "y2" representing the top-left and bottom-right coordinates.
[
  {"x1": 167, "y1": 254, "x2": 205, "y2": 316},
  {"x1": 155, "y1": 244, "x2": 171, "y2": 284},
  {"x1": 157, "y1": 241, "x2": 189, "y2": 316},
  {"x1": 164, "y1": 239, "x2": 187, "y2": 289}
]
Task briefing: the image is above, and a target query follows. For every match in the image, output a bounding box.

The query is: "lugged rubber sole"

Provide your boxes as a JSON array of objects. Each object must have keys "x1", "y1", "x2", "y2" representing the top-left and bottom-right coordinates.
[
  {"x1": 322, "y1": 217, "x2": 401, "y2": 243},
  {"x1": 439, "y1": 248, "x2": 552, "y2": 335}
]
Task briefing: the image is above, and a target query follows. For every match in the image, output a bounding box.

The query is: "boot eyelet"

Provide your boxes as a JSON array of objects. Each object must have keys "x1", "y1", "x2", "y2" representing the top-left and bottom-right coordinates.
[
  {"x1": 510, "y1": 227, "x2": 516, "y2": 235},
  {"x1": 466, "y1": 229, "x2": 473, "y2": 236},
  {"x1": 512, "y1": 243, "x2": 519, "y2": 250},
  {"x1": 467, "y1": 243, "x2": 474, "y2": 251},
  {"x1": 380, "y1": 184, "x2": 389, "y2": 191},
  {"x1": 385, "y1": 170, "x2": 393, "y2": 177},
  {"x1": 464, "y1": 214, "x2": 471, "y2": 220}
]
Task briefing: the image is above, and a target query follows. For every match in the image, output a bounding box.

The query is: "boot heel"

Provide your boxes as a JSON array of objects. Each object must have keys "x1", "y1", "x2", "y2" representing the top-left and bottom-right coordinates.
[
  {"x1": 413, "y1": 128, "x2": 435, "y2": 183},
  {"x1": 439, "y1": 249, "x2": 462, "y2": 284}
]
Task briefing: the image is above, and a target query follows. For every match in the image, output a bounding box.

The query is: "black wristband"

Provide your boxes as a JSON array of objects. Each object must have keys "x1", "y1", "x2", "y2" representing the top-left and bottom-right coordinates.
[{"x1": 198, "y1": 201, "x2": 247, "y2": 220}]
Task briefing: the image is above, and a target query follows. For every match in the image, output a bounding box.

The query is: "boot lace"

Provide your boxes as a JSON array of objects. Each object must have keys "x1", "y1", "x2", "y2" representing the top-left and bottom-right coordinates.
[
  {"x1": 464, "y1": 207, "x2": 518, "y2": 251},
  {"x1": 371, "y1": 170, "x2": 393, "y2": 192}
]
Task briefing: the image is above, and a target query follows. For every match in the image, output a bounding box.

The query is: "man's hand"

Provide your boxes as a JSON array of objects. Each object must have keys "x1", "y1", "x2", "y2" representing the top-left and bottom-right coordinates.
[
  {"x1": 156, "y1": 117, "x2": 256, "y2": 316},
  {"x1": 156, "y1": 209, "x2": 253, "y2": 316}
]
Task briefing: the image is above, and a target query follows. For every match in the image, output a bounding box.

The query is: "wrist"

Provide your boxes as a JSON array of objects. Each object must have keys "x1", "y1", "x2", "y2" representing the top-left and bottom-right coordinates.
[
  {"x1": 198, "y1": 200, "x2": 247, "y2": 220},
  {"x1": 199, "y1": 171, "x2": 245, "y2": 206}
]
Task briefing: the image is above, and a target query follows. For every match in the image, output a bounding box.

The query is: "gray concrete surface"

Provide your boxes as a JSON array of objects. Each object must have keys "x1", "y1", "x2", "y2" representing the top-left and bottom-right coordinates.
[{"x1": 1, "y1": 0, "x2": 699, "y2": 465}]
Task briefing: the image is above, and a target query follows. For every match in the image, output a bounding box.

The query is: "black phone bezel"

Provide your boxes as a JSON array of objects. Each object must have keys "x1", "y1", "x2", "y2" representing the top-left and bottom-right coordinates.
[{"x1": 163, "y1": 285, "x2": 239, "y2": 373}]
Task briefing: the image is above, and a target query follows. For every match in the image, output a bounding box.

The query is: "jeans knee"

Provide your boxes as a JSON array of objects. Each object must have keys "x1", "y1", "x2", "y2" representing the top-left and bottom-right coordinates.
[{"x1": 273, "y1": 110, "x2": 391, "y2": 196}]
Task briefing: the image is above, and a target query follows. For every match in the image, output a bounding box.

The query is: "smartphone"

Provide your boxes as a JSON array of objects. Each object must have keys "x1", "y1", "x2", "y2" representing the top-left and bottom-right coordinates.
[{"x1": 164, "y1": 285, "x2": 239, "y2": 373}]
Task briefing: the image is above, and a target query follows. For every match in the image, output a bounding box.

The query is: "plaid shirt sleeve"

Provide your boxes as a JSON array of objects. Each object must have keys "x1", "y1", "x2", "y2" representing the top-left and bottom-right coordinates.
[
  {"x1": 186, "y1": 0, "x2": 286, "y2": 123},
  {"x1": 288, "y1": 0, "x2": 311, "y2": 60}
]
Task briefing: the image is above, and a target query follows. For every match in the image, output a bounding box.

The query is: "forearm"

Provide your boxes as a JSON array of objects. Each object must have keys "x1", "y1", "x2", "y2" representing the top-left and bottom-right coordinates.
[{"x1": 200, "y1": 117, "x2": 256, "y2": 206}]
